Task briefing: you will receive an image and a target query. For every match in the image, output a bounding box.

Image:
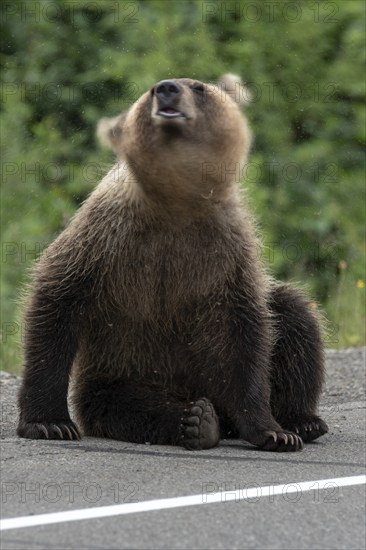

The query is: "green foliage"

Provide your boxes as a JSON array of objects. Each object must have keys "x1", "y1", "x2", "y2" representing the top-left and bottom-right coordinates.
[{"x1": 1, "y1": 0, "x2": 365, "y2": 372}]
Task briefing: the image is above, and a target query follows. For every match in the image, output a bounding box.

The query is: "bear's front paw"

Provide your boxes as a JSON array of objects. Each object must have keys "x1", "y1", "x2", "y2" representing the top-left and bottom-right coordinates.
[
  {"x1": 17, "y1": 420, "x2": 81, "y2": 441},
  {"x1": 249, "y1": 430, "x2": 304, "y2": 452},
  {"x1": 179, "y1": 398, "x2": 220, "y2": 450}
]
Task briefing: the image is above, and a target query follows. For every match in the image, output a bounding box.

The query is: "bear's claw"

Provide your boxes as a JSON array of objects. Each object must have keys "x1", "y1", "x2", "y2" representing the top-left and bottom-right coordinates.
[
  {"x1": 17, "y1": 421, "x2": 81, "y2": 441},
  {"x1": 245, "y1": 429, "x2": 304, "y2": 452},
  {"x1": 259, "y1": 430, "x2": 304, "y2": 452}
]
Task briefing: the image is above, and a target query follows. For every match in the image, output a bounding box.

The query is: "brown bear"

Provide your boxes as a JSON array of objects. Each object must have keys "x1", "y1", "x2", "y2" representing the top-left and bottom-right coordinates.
[{"x1": 17, "y1": 75, "x2": 328, "y2": 452}]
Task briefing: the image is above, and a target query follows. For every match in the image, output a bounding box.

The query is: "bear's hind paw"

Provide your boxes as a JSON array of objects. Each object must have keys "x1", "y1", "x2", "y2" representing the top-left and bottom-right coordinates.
[
  {"x1": 179, "y1": 398, "x2": 220, "y2": 450},
  {"x1": 286, "y1": 416, "x2": 328, "y2": 443}
]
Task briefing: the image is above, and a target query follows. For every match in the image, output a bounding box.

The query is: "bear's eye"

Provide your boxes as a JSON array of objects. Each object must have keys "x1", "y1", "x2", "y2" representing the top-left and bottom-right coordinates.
[{"x1": 192, "y1": 84, "x2": 205, "y2": 94}]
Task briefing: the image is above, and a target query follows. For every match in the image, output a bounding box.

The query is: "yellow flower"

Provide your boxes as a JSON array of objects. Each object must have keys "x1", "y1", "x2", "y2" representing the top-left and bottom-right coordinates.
[{"x1": 356, "y1": 280, "x2": 364, "y2": 289}]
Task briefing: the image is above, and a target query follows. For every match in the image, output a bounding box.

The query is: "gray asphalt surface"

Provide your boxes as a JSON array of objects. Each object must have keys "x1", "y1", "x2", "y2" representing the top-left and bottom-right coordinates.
[{"x1": 1, "y1": 348, "x2": 365, "y2": 550}]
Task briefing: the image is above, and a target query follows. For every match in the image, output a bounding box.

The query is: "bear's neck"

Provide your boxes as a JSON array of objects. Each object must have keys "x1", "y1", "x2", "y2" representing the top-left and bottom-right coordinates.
[{"x1": 122, "y1": 159, "x2": 241, "y2": 221}]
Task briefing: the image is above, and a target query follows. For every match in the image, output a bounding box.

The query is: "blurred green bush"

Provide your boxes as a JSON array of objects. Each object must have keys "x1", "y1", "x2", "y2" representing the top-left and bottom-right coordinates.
[{"x1": 1, "y1": 0, "x2": 365, "y2": 372}]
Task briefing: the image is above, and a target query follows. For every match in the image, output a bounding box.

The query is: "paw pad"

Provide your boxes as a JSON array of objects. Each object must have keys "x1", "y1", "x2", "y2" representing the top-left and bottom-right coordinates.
[{"x1": 179, "y1": 398, "x2": 220, "y2": 450}]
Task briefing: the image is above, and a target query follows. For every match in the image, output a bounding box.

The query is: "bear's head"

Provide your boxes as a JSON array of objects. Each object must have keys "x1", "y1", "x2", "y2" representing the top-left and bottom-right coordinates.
[{"x1": 97, "y1": 75, "x2": 252, "y2": 206}]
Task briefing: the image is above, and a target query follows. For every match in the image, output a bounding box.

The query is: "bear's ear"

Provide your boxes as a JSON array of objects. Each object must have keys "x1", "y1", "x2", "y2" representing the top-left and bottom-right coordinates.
[
  {"x1": 217, "y1": 73, "x2": 252, "y2": 107},
  {"x1": 96, "y1": 112, "x2": 126, "y2": 155}
]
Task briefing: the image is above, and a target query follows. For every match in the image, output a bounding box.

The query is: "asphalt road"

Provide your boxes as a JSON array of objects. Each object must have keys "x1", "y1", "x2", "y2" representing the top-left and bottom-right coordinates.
[{"x1": 1, "y1": 348, "x2": 365, "y2": 550}]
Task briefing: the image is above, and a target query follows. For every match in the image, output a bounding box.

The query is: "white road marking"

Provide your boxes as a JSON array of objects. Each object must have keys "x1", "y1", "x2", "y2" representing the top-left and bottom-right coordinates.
[{"x1": 1, "y1": 475, "x2": 365, "y2": 531}]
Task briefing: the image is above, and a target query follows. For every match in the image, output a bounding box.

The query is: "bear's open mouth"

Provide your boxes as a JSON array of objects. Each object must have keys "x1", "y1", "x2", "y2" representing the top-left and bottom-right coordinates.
[{"x1": 157, "y1": 107, "x2": 186, "y2": 119}]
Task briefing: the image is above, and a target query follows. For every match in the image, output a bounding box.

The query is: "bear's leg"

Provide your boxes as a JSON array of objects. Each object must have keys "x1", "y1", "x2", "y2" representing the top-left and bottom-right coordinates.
[
  {"x1": 213, "y1": 289, "x2": 304, "y2": 452},
  {"x1": 268, "y1": 284, "x2": 328, "y2": 442},
  {"x1": 74, "y1": 380, "x2": 220, "y2": 450},
  {"x1": 17, "y1": 288, "x2": 82, "y2": 441}
]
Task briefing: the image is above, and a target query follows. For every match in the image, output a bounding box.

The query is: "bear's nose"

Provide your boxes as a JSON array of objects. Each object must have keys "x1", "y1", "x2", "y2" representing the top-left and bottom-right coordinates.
[{"x1": 154, "y1": 80, "x2": 182, "y2": 104}]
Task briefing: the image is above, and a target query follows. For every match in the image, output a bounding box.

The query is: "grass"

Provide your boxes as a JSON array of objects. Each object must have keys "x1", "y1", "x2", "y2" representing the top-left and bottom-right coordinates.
[{"x1": 325, "y1": 266, "x2": 366, "y2": 348}]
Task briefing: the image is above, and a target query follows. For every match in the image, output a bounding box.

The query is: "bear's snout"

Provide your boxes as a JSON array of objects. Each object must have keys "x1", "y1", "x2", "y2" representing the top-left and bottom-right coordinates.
[
  {"x1": 152, "y1": 80, "x2": 187, "y2": 122},
  {"x1": 153, "y1": 80, "x2": 182, "y2": 106}
]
